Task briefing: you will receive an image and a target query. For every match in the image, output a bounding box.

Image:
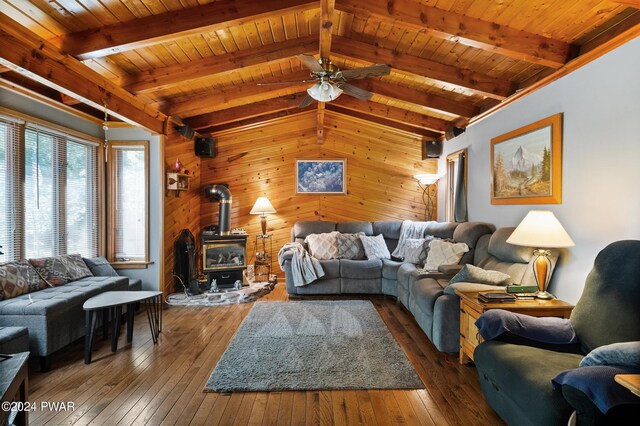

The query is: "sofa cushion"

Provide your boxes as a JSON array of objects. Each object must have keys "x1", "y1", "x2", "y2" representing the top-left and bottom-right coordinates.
[
  {"x1": 83, "y1": 256, "x2": 118, "y2": 277},
  {"x1": 318, "y1": 259, "x2": 340, "y2": 279},
  {"x1": 424, "y1": 222, "x2": 458, "y2": 239},
  {"x1": 372, "y1": 221, "x2": 402, "y2": 253},
  {"x1": 488, "y1": 227, "x2": 533, "y2": 263},
  {"x1": 409, "y1": 277, "x2": 447, "y2": 315},
  {"x1": 449, "y1": 264, "x2": 511, "y2": 286},
  {"x1": 292, "y1": 221, "x2": 337, "y2": 244},
  {"x1": 424, "y1": 240, "x2": 469, "y2": 270},
  {"x1": 305, "y1": 232, "x2": 339, "y2": 260},
  {"x1": 340, "y1": 259, "x2": 382, "y2": 280},
  {"x1": 0, "y1": 261, "x2": 45, "y2": 300},
  {"x1": 336, "y1": 221, "x2": 373, "y2": 235},
  {"x1": 29, "y1": 256, "x2": 74, "y2": 287},
  {"x1": 0, "y1": 276, "x2": 128, "y2": 316},
  {"x1": 382, "y1": 259, "x2": 403, "y2": 280},
  {"x1": 64, "y1": 254, "x2": 93, "y2": 280},
  {"x1": 336, "y1": 232, "x2": 366, "y2": 260},
  {"x1": 359, "y1": 234, "x2": 391, "y2": 260}
]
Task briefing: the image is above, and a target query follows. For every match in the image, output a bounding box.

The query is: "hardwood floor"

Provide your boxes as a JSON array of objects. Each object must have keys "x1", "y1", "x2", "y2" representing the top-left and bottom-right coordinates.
[{"x1": 27, "y1": 284, "x2": 504, "y2": 425}]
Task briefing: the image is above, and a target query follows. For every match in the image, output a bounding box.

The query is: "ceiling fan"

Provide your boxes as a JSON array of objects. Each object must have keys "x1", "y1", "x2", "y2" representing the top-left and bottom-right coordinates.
[{"x1": 258, "y1": 54, "x2": 391, "y2": 107}]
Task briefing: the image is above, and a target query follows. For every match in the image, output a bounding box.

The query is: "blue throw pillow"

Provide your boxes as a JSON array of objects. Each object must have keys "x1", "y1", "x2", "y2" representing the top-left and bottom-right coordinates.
[
  {"x1": 580, "y1": 341, "x2": 640, "y2": 368},
  {"x1": 83, "y1": 256, "x2": 119, "y2": 277}
]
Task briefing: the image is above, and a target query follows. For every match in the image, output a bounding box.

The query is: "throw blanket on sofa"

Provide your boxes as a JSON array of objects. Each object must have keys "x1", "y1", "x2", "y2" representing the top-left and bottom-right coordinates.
[
  {"x1": 392, "y1": 220, "x2": 434, "y2": 259},
  {"x1": 278, "y1": 243, "x2": 325, "y2": 287}
]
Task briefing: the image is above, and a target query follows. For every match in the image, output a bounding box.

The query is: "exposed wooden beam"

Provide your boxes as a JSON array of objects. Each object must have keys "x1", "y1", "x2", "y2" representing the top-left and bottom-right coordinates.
[
  {"x1": 125, "y1": 36, "x2": 318, "y2": 94},
  {"x1": 319, "y1": 0, "x2": 336, "y2": 59},
  {"x1": 611, "y1": 1, "x2": 640, "y2": 7},
  {"x1": 52, "y1": 0, "x2": 318, "y2": 60},
  {"x1": 325, "y1": 104, "x2": 441, "y2": 138},
  {"x1": 332, "y1": 96, "x2": 451, "y2": 132},
  {"x1": 332, "y1": 36, "x2": 514, "y2": 99},
  {"x1": 578, "y1": 9, "x2": 640, "y2": 55},
  {"x1": 336, "y1": 0, "x2": 571, "y2": 68},
  {"x1": 59, "y1": 92, "x2": 82, "y2": 105},
  {"x1": 0, "y1": 14, "x2": 167, "y2": 134},
  {"x1": 208, "y1": 106, "x2": 316, "y2": 134},
  {"x1": 186, "y1": 93, "x2": 308, "y2": 129},
  {"x1": 349, "y1": 80, "x2": 478, "y2": 118},
  {"x1": 168, "y1": 70, "x2": 312, "y2": 117}
]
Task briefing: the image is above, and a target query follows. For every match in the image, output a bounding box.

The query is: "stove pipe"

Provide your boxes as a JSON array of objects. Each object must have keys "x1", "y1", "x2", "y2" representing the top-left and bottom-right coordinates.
[{"x1": 204, "y1": 184, "x2": 232, "y2": 235}]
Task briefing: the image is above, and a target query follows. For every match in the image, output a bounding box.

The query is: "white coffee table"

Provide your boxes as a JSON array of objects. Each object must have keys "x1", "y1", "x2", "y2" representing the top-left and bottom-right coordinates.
[{"x1": 83, "y1": 291, "x2": 162, "y2": 364}]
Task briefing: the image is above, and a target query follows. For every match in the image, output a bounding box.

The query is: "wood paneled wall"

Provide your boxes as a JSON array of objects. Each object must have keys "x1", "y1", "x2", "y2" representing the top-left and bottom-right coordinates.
[
  {"x1": 199, "y1": 111, "x2": 438, "y2": 279},
  {"x1": 162, "y1": 127, "x2": 201, "y2": 296}
]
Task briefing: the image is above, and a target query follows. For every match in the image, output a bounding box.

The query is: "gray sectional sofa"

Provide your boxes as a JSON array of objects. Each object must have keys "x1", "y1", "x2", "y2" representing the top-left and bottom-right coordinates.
[
  {"x1": 0, "y1": 256, "x2": 141, "y2": 370},
  {"x1": 281, "y1": 220, "x2": 496, "y2": 351}
]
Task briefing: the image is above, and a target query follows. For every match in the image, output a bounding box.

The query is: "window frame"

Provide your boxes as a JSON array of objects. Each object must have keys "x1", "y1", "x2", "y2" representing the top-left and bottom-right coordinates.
[
  {"x1": 445, "y1": 148, "x2": 468, "y2": 222},
  {"x1": 0, "y1": 107, "x2": 104, "y2": 261},
  {"x1": 106, "y1": 140, "x2": 150, "y2": 268}
]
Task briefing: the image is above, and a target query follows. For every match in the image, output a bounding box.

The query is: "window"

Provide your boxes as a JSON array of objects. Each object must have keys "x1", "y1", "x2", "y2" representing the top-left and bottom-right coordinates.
[
  {"x1": 107, "y1": 141, "x2": 149, "y2": 265},
  {"x1": 446, "y1": 148, "x2": 468, "y2": 222},
  {"x1": 0, "y1": 113, "x2": 100, "y2": 262}
]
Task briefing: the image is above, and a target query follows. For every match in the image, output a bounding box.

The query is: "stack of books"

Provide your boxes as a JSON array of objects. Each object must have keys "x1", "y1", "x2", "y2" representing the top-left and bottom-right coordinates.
[{"x1": 478, "y1": 292, "x2": 517, "y2": 303}]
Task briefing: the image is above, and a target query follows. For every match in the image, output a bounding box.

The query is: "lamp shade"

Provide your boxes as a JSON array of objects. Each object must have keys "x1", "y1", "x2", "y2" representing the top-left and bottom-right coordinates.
[
  {"x1": 307, "y1": 81, "x2": 343, "y2": 102},
  {"x1": 414, "y1": 173, "x2": 442, "y2": 185},
  {"x1": 250, "y1": 197, "x2": 276, "y2": 215},
  {"x1": 507, "y1": 210, "x2": 575, "y2": 248}
]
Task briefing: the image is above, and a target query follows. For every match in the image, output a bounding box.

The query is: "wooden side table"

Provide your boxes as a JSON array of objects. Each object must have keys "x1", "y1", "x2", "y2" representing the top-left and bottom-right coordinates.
[
  {"x1": 615, "y1": 374, "x2": 640, "y2": 398},
  {"x1": 456, "y1": 290, "x2": 574, "y2": 364}
]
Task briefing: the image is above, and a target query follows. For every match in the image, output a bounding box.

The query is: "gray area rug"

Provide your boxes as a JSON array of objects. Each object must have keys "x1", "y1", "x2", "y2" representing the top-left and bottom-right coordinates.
[{"x1": 204, "y1": 300, "x2": 424, "y2": 392}]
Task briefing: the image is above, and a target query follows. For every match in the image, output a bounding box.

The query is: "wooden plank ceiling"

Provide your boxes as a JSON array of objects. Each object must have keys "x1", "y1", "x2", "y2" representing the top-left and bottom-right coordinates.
[{"x1": 1, "y1": 0, "x2": 638, "y2": 138}]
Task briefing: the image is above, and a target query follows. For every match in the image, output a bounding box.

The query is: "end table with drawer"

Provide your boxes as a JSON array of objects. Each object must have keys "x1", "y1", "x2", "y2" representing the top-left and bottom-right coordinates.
[{"x1": 456, "y1": 290, "x2": 574, "y2": 364}]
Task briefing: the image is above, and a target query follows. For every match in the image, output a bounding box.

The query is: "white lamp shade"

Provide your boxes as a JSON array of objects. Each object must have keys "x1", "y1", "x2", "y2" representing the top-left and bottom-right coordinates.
[
  {"x1": 250, "y1": 197, "x2": 276, "y2": 215},
  {"x1": 414, "y1": 173, "x2": 442, "y2": 185},
  {"x1": 307, "y1": 81, "x2": 343, "y2": 102},
  {"x1": 507, "y1": 210, "x2": 575, "y2": 248}
]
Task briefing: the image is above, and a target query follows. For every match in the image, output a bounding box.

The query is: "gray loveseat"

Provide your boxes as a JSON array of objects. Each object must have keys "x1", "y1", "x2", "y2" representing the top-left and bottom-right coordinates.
[
  {"x1": 281, "y1": 220, "x2": 495, "y2": 350},
  {"x1": 0, "y1": 256, "x2": 141, "y2": 370}
]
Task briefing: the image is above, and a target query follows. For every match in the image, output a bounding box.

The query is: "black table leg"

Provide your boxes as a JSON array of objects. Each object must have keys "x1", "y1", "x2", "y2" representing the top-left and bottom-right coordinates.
[
  {"x1": 126, "y1": 303, "x2": 135, "y2": 343},
  {"x1": 102, "y1": 309, "x2": 109, "y2": 340},
  {"x1": 111, "y1": 306, "x2": 122, "y2": 352},
  {"x1": 85, "y1": 310, "x2": 98, "y2": 364}
]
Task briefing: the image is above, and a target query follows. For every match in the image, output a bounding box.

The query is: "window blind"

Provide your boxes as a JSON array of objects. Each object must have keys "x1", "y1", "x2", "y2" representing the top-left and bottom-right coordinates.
[{"x1": 0, "y1": 118, "x2": 23, "y2": 262}]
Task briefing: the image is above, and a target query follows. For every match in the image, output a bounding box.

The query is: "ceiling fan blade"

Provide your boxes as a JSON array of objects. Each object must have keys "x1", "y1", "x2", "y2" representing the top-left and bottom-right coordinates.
[
  {"x1": 298, "y1": 94, "x2": 315, "y2": 108},
  {"x1": 337, "y1": 83, "x2": 373, "y2": 101},
  {"x1": 297, "y1": 54, "x2": 325, "y2": 74},
  {"x1": 333, "y1": 64, "x2": 391, "y2": 81},
  {"x1": 257, "y1": 79, "x2": 318, "y2": 86}
]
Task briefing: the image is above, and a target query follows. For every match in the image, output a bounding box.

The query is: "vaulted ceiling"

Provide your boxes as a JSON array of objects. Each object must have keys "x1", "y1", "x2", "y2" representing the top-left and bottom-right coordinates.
[{"x1": 1, "y1": 0, "x2": 638, "y2": 140}]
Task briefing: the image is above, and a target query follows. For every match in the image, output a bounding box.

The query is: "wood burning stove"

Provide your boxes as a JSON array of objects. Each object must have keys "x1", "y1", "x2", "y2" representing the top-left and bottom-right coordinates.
[{"x1": 202, "y1": 231, "x2": 247, "y2": 287}]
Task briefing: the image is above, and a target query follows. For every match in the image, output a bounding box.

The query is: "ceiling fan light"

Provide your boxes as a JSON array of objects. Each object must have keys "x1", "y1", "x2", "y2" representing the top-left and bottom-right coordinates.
[{"x1": 307, "y1": 81, "x2": 343, "y2": 102}]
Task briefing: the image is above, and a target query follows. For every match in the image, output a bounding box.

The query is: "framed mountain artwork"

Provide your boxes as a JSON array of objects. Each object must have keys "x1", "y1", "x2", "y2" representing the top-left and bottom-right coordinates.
[
  {"x1": 296, "y1": 159, "x2": 346, "y2": 194},
  {"x1": 491, "y1": 113, "x2": 563, "y2": 205}
]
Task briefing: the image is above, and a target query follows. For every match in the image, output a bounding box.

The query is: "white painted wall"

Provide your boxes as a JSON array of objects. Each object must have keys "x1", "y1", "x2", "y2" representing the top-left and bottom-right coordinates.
[
  {"x1": 108, "y1": 127, "x2": 164, "y2": 291},
  {"x1": 438, "y1": 37, "x2": 640, "y2": 304}
]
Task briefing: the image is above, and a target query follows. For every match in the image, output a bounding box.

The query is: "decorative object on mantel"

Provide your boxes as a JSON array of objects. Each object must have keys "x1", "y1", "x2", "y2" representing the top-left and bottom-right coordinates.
[
  {"x1": 507, "y1": 210, "x2": 575, "y2": 299},
  {"x1": 414, "y1": 173, "x2": 442, "y2": 221},
  {"x1": 166, "y1": 172, "x2": 190, "y2": 197},
  {"x1": 173, "y1": 158, "x2": 183, "y2": 172},
  {"x1": 296, "y1": 159, "x2": 346, "y2": 194},
  {"x1": 165, "y1": 281, "x2": 274, "y2": 306},
  {"x1": 491, "y1": 113, "x2": 563, "y2": 205},
  {"x1": 250, "y1": 196, "x2": 276, "y2": 236}
]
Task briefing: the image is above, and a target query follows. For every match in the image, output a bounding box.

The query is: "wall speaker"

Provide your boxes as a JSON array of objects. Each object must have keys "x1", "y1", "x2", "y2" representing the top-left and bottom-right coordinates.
[
  {"x1": 445, "y1": 126, "x2": 465, "y2": 141},
  {"x1": 175, "y1": 125, "x2": 195, "y2": 139},
  {"x1": 195, "y1": 136, "x2": 216, "y2": 157},
  {"x1": 422, "y1": 140, "x2": 443, "y2": 159}
]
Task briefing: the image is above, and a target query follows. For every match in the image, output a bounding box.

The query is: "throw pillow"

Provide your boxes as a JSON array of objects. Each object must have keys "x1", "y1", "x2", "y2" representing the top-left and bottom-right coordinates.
[
  {"x1": 83, "y1": 256, "x2": 119, "y2": 277},
  {"x1": 402, "y1": 237, "x2": 434, "y2": 264},
  {"x1": 62, "y1": 254, "x2": 93, "y2": 280},
  {"x1": 29, "y1": 256, "x2": 74, "y2": 287},
  {"x1": 579, "y1": 341, "x2": 640, "y2": 369},
  {"x1": 449, "y1": 264, "x2": 511, "y2": 286},
  {"x1": 359, "y1": 234, "x2": 391, "y2": 260},
  {"x1": 0, "y1": 261, "x2": 46, "y2": 300},
  {"x1": 424, "y1": 240, "x2": 469, "y2": 270},
  {"x1": 305, "y1": 232, "x2": 339, "y2": 260},
  {"x1": 336, "y1": 232, "x2": 366, "y2": 260}
]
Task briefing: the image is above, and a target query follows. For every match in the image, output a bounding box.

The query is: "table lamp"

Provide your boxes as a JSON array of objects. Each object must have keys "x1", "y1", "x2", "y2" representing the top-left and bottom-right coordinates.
[
  {"x1": 250, "y1": 196, "x2": 276, "y2": 235},
  {"x1": 506, "y1": 210, "x2": 575, "y2": 299}
]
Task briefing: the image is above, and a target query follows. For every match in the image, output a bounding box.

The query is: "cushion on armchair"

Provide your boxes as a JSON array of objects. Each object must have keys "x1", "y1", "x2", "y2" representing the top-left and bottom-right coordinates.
[
  {"x1": 476, "y1": 309, "x2": 578, "y2": 344},
  {"x1": 579, "y1": 341, "x2": 640, "y2": 368}
]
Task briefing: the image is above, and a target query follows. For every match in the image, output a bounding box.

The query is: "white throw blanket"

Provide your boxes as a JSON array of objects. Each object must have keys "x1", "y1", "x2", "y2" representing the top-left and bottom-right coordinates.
[
  {"x1": 392, "y1": 220, "x2": 434, "y2": 259},
  {"x1": 278, "y1": 242, "x2": 325, "y2": 287}
]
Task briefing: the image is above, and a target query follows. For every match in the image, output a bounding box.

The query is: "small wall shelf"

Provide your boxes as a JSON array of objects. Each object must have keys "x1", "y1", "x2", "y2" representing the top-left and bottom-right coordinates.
[{"x1": 167, "y1": 173, "x2": 190, "y2": 197}]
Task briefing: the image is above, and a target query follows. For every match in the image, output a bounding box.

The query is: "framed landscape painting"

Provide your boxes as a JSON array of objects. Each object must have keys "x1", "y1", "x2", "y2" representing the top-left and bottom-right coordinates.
[
  {"x1": 491, "y1": 113, "x2": 563, "y2": 205},
  {"x1": 296, "y1": 159, "x2": 346, "y2": 194}
]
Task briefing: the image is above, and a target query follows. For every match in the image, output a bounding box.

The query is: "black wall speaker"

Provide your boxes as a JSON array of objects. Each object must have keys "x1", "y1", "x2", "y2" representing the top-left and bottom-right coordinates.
[
  {"x1": 445, "y1": 126, "x2": 465, "y2": 141},
  {"x1": 195, "y1": 137, "x2": 216, "y2": 157},
  {"x1": 422, "y1": 140, "x2": 443, "y2": 159},
  {"x1": 175, "y1": 125, "x2": 195, "y2": 139}
]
